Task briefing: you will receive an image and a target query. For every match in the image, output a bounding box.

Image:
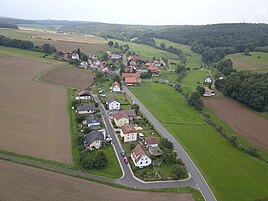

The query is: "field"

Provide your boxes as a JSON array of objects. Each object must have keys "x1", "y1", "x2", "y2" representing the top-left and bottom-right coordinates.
[
  {"x1": 0, "y1": 28, "x2": 109, "y2": 54},
  {"x1": 130, "y1": 83, "x2": 268, "y2": 201},
  {"x1": 0, "y1": 160, "x2": 194, "y2": 201},
  {"x1": 226, "y1": 52, "x2": 268, "y2": 72},
  {"x1": 203, "y1": 96, "x2": 268, "y2": 151},
  {"x1": 38, "y1": 66, "x2": 95, "y2": 90},
  {"x1": 181, "y1": 70, "x2": 210, "y2": 92},
  {"x1": 0, "y1": 56, "x2": 72, "y2": 164},
  {"x1": 154, "y1": 38, "x2": 204, "y2": 68}
]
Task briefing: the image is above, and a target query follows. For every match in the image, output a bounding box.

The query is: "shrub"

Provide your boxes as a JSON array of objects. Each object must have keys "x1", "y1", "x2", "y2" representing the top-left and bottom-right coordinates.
[
  {"x1": 172, "y1": 164, "x2": 187, "y2": 180},
  {"x1": 93, "y1": 150, "x2": 108, "y2": 168},
  {"x1": 81, "y1": 154, "x2": 94, "y2": 170}
]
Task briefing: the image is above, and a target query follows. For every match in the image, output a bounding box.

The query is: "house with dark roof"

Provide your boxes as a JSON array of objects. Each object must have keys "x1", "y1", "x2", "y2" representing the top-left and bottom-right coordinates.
[
  {"x1": 83, "y1": 114, "x2": 101, "y2": 128},
  {"x1": 75, "y1": 90, "x2": 91, "y2": 100},
  {"x1": 144, "y1": 136, "x2": 158, "y2": 148},
  {"x1": 131, "y1": 144, "x2": 152, "y2": 168},
  {"x1": 120, "y1": 109, "x2": 136, "y2": 120},
  {"x1": 106, "y1": 97, "x2": 120, "y2": 111},
  {"x1": 120, "y1": 124, "x2": 137, "y2": 142},
  {"x1": 83, "y1": 130, "x2": 104, "y2": 150},
  {"x1": 77, "y1": 103, "x2": 96, "y2": 114}
]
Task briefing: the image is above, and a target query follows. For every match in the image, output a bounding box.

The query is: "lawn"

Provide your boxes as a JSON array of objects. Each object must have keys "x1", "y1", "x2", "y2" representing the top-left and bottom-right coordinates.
[
  {"x1": 152, "y1": 70, "x2": 178, "y2": 84},
  {"x1": 130, "y1": 83, "x2": 268, "y2": 201},
  {"x1": 85, "y1": 145, "x2": 123, "y2": 179},
  {"x1": 225, "y1": 52, "x2": 268, "y2": 72},
  {"x1": 181, "y1": 70, "x2": 210, "y2": 92},
  {"x1": 155, "y1": 38, "x2": 204, "y2": 69}
]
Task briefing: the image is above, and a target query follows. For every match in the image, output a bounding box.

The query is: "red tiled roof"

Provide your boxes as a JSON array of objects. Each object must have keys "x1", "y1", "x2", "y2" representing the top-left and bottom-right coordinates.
[
  {"x1": 130, "y1": 60, "x2": 137, "y2": 66},
  {"x1": 144, "y1": 136, "x2": 158, "y2": 145},
  {"x1": 125, "y1": 77, "x2": 138, "y2": 84},
  {"x1": 114, "y1": 111, "x2": 129, "y2": 121},
  {"x1": 128, "y1": 56, "x2": 133, "y2": 61},
  {"x1": 112, "y1": 81, "x2": 120, "y2": 88},
  {"x1": 131, "y1": 144, "x2": 149, "y2": 163},
  {"x1": 121, "y1": 124, "x2": 136, "y2": 134},
  {"x1": 149, "y1": 66, "x2": 159, "y2": 72}
]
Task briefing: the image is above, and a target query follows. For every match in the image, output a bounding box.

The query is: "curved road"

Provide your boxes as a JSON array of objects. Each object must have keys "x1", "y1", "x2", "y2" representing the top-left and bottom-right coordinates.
[{"x1": 122, "y1": 85, "x2": 217, "y2": 201}]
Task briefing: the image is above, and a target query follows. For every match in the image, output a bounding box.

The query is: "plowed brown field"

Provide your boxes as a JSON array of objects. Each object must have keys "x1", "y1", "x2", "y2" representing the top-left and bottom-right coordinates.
[
  {"x1": 0, "y1": 57, "x2": 72, "y2": 164},
  {"x1": 38, "y1": 66, "x2": 94, "y2": 90},
  {"x1": 204, "y1": 96, "x2": 268, "y2": 151},
  {"x1": 0, "y1": 160, "x2": 194, "y2": 201}
]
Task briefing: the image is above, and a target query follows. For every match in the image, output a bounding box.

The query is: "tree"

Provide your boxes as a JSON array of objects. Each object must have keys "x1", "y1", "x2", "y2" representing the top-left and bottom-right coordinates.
[
  {"x1": 229, "y1": 136, "x2": 239, "y2": 147},
  {"x1": 196, "y1": 86, "x2": 205, "y2": 96},
  {"x1": 172, "y1": 164, "x2": 187, "y2": 179},
  {"x1": 81, "y1": 154, "x2": 94, "y2": 170},
  {"x1": 108, "y1": 41, "x2": 114, "y2": 46},
  {"x1": 114, "y1": 42, "x2": 119, "y2": 48},
  {"x1": 41, "y1": 43, "x2": 57, "y2": 54},
  {"x1": 129, "y1": 143, "x2": 136, "y2": 150},
  {"x1": 76, "y1": 114, "x2": 85, "y2": 124},
  {"x1": 162, "y1": 149, "x2": 177, "y2": 164},
  {"x1": 93, "y1": 150, "x2": 108, "y2": 168},
  {"x1": 160, "y1": 43, "x2": 166, "y2": 50},
  {"x1": 187, "y1": 91, "x2": 204, "y2": 111},
  {"x1": 76, "y1": 48, "x2": 81, "y2": 57},
  {"x1": 112, "y1": 74, "x2": 121, "y2": 83},
  {"x1": 131, "y1": 104, "x2": 140, "y2": 114},
  {"x1": 243, "y1": 48, "x2": 251, "y2": 56},
  {"x1": 159, "y1": 138, "x2": 174, "y2": 150}
]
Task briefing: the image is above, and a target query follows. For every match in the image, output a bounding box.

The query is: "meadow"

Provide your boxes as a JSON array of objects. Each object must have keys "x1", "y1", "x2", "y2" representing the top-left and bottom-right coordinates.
[
  {"x1": 130, "y1": 83, "x2": 268, "y2": 201},
  {"x1": 226, "y1": 52, "x2": 268, "y2": 72}
]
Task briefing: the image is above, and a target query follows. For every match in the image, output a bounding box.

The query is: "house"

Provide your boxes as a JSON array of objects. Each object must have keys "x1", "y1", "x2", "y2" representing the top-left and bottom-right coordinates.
[
  {"x1": 111, "y1": 81, "x2": 121, "y2": 92},
  {"x1": 131, "y1": 144, "x2": 152, "y2": 168},
  {"x1": 203, "y1": 87, "x2": 216, "y2": 97},
  {"x1": 127, "y1": 56, "x2": 133, "y2": 62},
  {"x1": 111, "y1": 54, "x2": 122, "y2": 60},
  {"x1": 75, "y1": 90, "x2": 91, "y2": 100},
  {"x1": 125, "y1": 77, "x2": 139, "y2": 86},
  {"x1": 83, "y1": 130, "x2": 104, "y2": 150},
  {"x1": 153, "y1": 61, "x2": 161, "y2": 67},
  {"x1": 77, "y1": 103, "x2": 96, "y2": 114},
  {"x1": 204, "y1": 76, "x2": 212, "y2": 84},
  {"x1": 79, "y1": 61, "x2": 88, "y2": 69},
  {"x1": 137, "y1": 66, "x2": 148, "y2": 73},
  {"x1": 72, "y1": 53, "x2": 79, "y2": 60},
  {"x1": 133, "y1": 55, "x2": 141, "y2": 61},
  {"x1": 130, "y1": 60, "x2": 137, "y2": 67},
  {"x1": 120, "y1": 124, "x2": 137, "y2": 142},
  {"x1": 125, "y1": 66, "x2": 134, "y2": 73},
  {"x1": 106, "y1": 98, "x2": 120, "y2": 110},
  {"x1": 113, "y1": 111, "x2": 129, "y2": 127},
  {"x1": 62, "y1": 52, "x2": 69, "y2": 60},
  {"x1": 83, "y1": 114, "x2": 101, "y2": 128},
  {"x1": 149, "y1": 66, "x2": 159, "y2": 73},
  {"x1": 120, "y1": 109, "x2": 136, "y2": 120},
  {"x1": 144, "y1": 136, "x2": 158, "y2": 148}
]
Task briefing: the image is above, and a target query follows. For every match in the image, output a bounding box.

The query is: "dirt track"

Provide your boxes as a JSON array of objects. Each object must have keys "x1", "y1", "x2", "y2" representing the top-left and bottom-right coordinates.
[
  {"x1": 0, "y1": 160, "x2": 194, "y2": 201},
  {"x1": 39, "y1": 66, "x2": 95, "y2": 90},
  {"x1": 0, "y1": 57, "x2": 72, "y2": 164},
  {"x1": 204, "y1": 96, "x2": 268, "y2": 151}
]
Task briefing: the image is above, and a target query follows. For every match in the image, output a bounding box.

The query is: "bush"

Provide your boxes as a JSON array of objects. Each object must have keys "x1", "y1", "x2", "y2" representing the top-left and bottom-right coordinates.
[
  {"x1": 81, "y1": 154, "x2": 94, "y2": 170},
  {"x1": 159, "y1": 138, "x2": 174, "y2": 150},
  {"x1": 93, "y1": 150, "x2": 108, "y2": 168},
  {"x1": 172, "y1": 164, "x2": 187, "y2": 180}
]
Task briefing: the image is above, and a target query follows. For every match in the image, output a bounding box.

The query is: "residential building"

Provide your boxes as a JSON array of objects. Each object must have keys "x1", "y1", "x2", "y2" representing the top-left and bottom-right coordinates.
[
  {"x1": 203, "y1": 87, "x2": 216, "y2": 97},
  {"x1": 77, "y1": 103, "x2": 96, "y2": 114},
  {"x1": 111, "y1": 81, "x2": 121, "y2": 92},
  {"x1": 79, "y1": 61, "x2": 88, "y2": 69},
  {"x1": 120, "y1": 109, "x2": 136, "y2": 120},
  {"x1": 83, "y1": 114, "x2": 101, "y2": 128},
  {"x1": 131, "y1": 144, "x2": 152, "y2": 168},
  {"x1": 144, "y1": 136, "x2": 158, "y2": 148},
  {"x1": 72, "y1": 53, "x2": 79, "y2": 60},
  {"x1": 75, "y1": 90, "x2": 91, "y2": 100},
  {"x1": 83, "y1": 130, "x2": 104, "y2": 150},
  {"x1": 113, "y1": 111, "x2": 129, "y2": 127},
  {"x1": 120, "y1": 124, "x2": 137, "y2": 142},
  {"x1": 106, "y1": 98, "x2": 120, "y2": 110}
]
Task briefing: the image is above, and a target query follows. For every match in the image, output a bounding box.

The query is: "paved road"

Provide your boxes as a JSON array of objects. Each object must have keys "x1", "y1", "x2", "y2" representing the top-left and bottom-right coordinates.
[
  {"x1": 122, "y1": 85, "x2": 217, "y2": 201},
  {"x1": 94, "y1": 94, "x2": 196, "y2": 189}
]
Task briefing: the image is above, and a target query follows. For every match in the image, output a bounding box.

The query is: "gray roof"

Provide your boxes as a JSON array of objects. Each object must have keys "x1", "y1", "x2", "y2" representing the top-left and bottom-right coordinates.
[
  {"x1": 121, "y1": 109, "x2": 136, "y2": 118},
  {"x1": 85, "y1": 114, "x2": 100, "y2": 124},
  {"x1": 78, "y1": 90, "x2": 91, "y2": 96},
  {"x1": 84, "y1": 130, "x2": 104, "y2": 145},
  {"x1": 106, "y1": 97, "x2": 120, "y2": 104},
  {"x1": 77, "y1": 103, "x2": 96, "y2": 111}
]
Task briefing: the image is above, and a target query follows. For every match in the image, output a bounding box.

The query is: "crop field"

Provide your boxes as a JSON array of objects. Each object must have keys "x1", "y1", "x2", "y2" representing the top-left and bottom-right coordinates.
[
  {"x1": 130, "y1": 83, "x2": 268, "y2": 201},
  {"x1": 0, "y1": 160, "x2": 194, "y2": 201},
  {"x1": 38, "y1": 66, "x2": 95, "y2": 90},
  {"x1": 226, "y1": 52, "x2": 268, "y2": 72},
  {"x1": 203, "y1": 96, "x2": 268, "y2": 151},
  {"x1": 0, "y1": 56, "x2": 72, "y2": 164},
  {"x1": 154, "y1": 38, "x2": 204, "y2": 68},
  {"x1": 0, "y1": 29, "x2": 109, "y2": 54}
]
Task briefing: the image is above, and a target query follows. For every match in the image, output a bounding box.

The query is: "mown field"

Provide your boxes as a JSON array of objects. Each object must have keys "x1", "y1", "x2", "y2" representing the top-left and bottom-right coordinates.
[
  {"x1": 0, "y1": 28, "x2": 109, "y2": 54},
  {"x1": 0, "y1": 160, "x2": 194, "y2": 201},
  {"x1": 154, "y1": 38, "x2": 204, "y2": 68},
  {"x1": 130, "y1": 83, "x2": 268, "y2": 201},
  {"x1": 181, "y1": 70, "x2": 210, "y2": 92},
  {"x1": 226, "y1": 52, "x2": 268, "y2": 72},
  {"x1": 0, "y1": 54, "x2": 72, "y2": 164}
]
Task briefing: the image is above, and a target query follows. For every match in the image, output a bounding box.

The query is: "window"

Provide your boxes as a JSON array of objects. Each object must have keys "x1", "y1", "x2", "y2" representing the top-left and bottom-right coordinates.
[{"x1": 146, "y1": 161, "x2": 148, "y2": 164}]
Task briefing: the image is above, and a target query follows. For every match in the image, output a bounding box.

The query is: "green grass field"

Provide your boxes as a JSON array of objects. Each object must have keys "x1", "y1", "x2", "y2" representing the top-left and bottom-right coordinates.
[
  {"x1": 155, "y1": 38, "x2": 204, "y2": 69},
  {"x1": 181, "y1": 70, "x2": 210, "y2": 92},
  {"x1": 226, "y1": 52, "x2": 268, "y2": 72},
  {"x1": 130, "y1": 83, "x2": 268, "y2": 201}
]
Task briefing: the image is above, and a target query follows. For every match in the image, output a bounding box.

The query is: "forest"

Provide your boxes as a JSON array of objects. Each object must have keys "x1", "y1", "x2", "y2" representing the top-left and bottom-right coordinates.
[{"x1": 0, "y1": 21, "x2": 18, "y2": 29}]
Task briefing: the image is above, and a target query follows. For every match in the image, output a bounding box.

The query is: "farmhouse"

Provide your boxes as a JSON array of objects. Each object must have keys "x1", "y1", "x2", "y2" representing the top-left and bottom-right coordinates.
[
  {"x1": 111, "y1": 81, "x2": 121, "y2": 92},
  {"x1": 120, "y1": 124, "x2": 137, "y2": 142},
  {"x1": 106, "y1": 98, "x2": 120, "y2": 110},
  {"x1": 113, "y1": 111, "x2": 129, "y2": 127},
  {"x1": 83, "y1": 114, "x2": 100, "y2": 128},
  {"x1": 72, "y1": 53, "x2": 79, "y2": 60},
  {"x1": 75, "y1": 90, "x2": 91, "y2": 100},
  {"x1": 131, "y1": 144, "x2": 152, "y2": 168},
  {"x1": 203, "y1": 87, "x2": 216, "y2": 97},
  {"x1": 83, "y1": 130, "x2": 104, "y2": 150},
  {"x1": 77, "y1": 103, "x2": 96, "y2": 114}
]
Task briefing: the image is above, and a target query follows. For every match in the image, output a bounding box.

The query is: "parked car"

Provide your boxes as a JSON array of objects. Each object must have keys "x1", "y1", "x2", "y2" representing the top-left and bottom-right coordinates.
[
  {"x1": 124, "y1": 158, "x2": 128, "y2": 164},
  {"x1": 121, "y1": 152, "x2": 125, "y2": 157}
]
